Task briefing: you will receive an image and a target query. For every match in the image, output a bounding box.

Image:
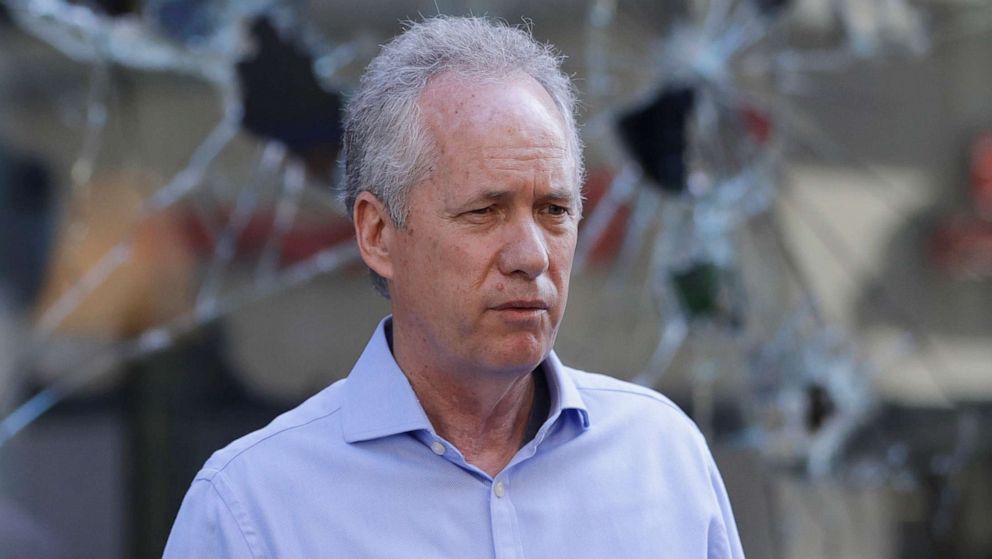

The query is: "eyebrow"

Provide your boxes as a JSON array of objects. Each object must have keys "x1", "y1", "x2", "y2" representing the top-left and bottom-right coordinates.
[
  {"x1": 460, "y1": 187, "x2": 578, "y2": 207},
  {"x1": 537, "y1": 188, "x2": 579, "y2": 206}
]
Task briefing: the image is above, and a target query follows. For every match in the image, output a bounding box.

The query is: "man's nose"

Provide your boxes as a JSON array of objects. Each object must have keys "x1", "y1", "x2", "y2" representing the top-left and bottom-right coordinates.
[{"x1": 497, "y1": 216, "x2": 550, "y2": 280}]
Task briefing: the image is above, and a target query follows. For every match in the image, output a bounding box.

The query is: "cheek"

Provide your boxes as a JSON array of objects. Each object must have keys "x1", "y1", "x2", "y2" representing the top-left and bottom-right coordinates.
[
  {"x1": 548, "y1": 231, "x2": 578, "y2": 271},
  {"x1": 422, "y1": 233, "x2": 485, "y2": 293},
  {"x1": 452, "y1": 235, "x2": 499, "y2": 278},
  {"x1": 394, "y1": 233, "x2": 440, "y2": 294}
]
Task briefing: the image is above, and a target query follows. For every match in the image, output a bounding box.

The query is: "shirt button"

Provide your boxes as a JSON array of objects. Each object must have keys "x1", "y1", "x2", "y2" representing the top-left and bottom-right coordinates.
[
  {"x1": 494, "y1": 481, "x2": 506, "y2": 498},
  {"x1": 430, "y1": 441, "x2": 446, "y2": 455}
]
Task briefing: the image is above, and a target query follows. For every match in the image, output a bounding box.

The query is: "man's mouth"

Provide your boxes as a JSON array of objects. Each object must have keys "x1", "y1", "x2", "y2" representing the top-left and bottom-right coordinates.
[{"x1": 491, "y1": 300, "x2": 550, "y2": 311}]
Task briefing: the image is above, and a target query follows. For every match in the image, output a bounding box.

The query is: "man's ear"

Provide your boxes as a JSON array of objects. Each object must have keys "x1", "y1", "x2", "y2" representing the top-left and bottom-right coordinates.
[{"x1": 353, "y1": 191, "x2": 396, "y2": 282}]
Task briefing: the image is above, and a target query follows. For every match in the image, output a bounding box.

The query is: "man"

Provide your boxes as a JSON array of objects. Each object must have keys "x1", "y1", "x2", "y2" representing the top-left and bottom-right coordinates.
[{"x1": 165, "y1": 16, "x2": 744, "y2": 558}]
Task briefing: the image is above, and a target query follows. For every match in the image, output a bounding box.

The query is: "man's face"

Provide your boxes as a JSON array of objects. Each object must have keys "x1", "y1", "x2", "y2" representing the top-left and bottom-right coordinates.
[{"x1": 388, "y1": 73, "x2": 580, "y2": 377}]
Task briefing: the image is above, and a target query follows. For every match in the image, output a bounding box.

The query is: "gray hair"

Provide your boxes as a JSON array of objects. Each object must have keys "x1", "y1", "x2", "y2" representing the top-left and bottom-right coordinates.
[{"x1": 342, "y1": 15, "x2": 583, "y2": 297}]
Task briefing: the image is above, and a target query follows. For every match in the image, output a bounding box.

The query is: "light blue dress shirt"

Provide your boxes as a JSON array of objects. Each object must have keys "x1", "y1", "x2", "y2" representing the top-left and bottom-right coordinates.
[{"x1": 164, "y1": 318, "x2": 745, "y2": 558}]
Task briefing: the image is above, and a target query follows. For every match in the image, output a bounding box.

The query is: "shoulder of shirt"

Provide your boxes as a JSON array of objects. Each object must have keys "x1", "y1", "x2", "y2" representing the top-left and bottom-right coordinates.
[
  {"x1": 194, "y1": 378, "x2": 348, "y2": 481},
  {"x1": 564, "y1": 365, "x2": 703, "y2": 438}
]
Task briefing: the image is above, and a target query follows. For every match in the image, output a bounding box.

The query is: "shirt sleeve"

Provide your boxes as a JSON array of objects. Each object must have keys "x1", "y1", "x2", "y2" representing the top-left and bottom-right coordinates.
[
  {"x1": 163, "y1": 478, "x2": 260, "y2": 559},
  {"x1": 706, "y1": 450, "x2": 746, "y2": 559}
]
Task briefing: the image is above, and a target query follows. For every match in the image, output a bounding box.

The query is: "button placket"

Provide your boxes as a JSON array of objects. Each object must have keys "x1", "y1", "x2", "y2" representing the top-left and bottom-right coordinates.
[{"x1": 489, "y1": 474, "x2": 522, "y2": 559}]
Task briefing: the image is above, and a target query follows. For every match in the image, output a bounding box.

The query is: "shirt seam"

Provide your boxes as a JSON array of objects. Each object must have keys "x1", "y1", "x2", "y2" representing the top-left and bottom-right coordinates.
[
  {"x1": 577, "y1": 386, "x2": 702, "y2": 434},
  {"x1": 208, "y1": 479, "x2": 262, "y2": 559},
  {"x1": 208, "y1": 407, "x2": 343, "y2": 473}
]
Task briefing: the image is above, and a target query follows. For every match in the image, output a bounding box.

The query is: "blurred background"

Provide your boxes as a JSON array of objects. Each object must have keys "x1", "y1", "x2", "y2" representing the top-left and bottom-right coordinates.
[{"x1": 0, "y1": 0, "x2": 990, "y2": 557}]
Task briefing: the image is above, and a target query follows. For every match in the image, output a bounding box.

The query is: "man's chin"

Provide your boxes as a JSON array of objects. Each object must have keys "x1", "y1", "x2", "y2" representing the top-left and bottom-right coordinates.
[{"x1": 482, "y1": 334, "x2": 552, "y2": 373}]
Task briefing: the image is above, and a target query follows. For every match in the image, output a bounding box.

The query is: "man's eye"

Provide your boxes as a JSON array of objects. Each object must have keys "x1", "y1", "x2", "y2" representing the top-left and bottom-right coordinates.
[
  {"x1": 545, "y1": 205, "x2": 570, "y2": 216},
  {"x1": 468, "y1": 207, "x2": 494, "y2": 215}
]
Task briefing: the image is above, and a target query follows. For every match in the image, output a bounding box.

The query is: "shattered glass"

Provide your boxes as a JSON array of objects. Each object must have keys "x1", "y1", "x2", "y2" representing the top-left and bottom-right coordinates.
[
  {"x1": 0, "y1": 0, "x2": 364, "y2": 446},
  {"x1": 578, "y1": 0, "x2": 990, "y2": 493}
]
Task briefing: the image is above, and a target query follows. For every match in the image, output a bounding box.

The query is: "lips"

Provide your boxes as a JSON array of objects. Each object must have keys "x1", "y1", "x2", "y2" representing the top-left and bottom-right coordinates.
[{"x1": 491, "y1": 299, "x2": 550, "y2": 311}]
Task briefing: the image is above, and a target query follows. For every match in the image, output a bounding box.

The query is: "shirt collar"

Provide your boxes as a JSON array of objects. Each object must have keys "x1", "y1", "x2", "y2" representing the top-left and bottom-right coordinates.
[
  {"x1": 341, "y1": 316, "x2": 590, "y2": 444},
  {"x1": 542, "y1": 350, "x2": 591, "y2": 430}
]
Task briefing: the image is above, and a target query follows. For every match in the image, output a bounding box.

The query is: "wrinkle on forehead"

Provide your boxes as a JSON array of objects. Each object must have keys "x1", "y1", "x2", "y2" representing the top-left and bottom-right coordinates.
[
  {"x1": 481, "y1": 146, "x2": 568, "y2": 174},
  {"x1": 480, "y1": 146, "x2": 567, "y2": 160}
]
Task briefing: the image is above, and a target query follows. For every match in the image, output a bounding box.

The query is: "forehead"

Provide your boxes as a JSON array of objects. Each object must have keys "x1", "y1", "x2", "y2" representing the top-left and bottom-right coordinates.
[{"x1": 418, "y1": 72, "x2": 570, "y2": 158}]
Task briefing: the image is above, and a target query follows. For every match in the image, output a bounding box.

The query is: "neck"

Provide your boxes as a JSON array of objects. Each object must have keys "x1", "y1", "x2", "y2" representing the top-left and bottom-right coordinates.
[
  {"x1": 410, "y1": 367, "x2": 535, "y2": 476},
  {"x1": 389, "y1": 322, "x2": 539, "y2": 476}
]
